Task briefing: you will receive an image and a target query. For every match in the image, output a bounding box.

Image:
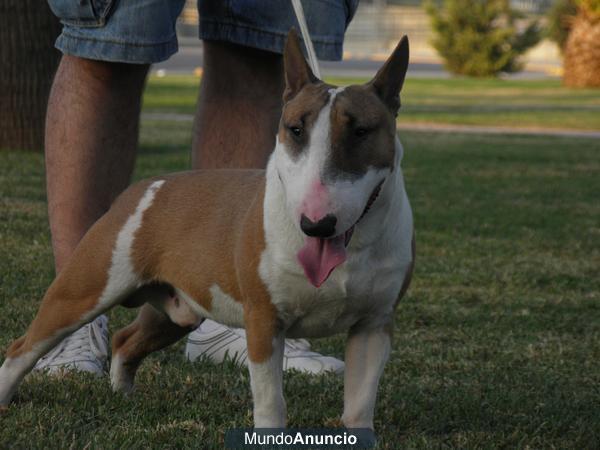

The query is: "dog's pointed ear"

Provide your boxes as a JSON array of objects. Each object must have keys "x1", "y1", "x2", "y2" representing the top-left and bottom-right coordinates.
[
  {"x1": 368, "y1": 36, "x2": 409, "y2": 116},
  {"x1": 283, "y1": 28, "x2": 318, "y2": 102}
]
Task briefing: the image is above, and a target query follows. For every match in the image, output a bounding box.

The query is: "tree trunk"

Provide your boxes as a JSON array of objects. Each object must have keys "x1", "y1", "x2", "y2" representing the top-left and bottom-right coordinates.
[
  {"x1": 0, "y1": 1, "x2": 62, "y2": 152},
  {"x1": 563, "y1": 13, "x2": 600, "y2": 88}
]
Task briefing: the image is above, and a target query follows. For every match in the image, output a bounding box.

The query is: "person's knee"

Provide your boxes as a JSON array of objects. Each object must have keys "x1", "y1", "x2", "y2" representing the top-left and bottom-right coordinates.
[
  {"x1": 60, "y1": 54, "x2": 149, "y2": 89},
  {"x1": 201, "y1": 41, "x2": 284, "y2": 100}
]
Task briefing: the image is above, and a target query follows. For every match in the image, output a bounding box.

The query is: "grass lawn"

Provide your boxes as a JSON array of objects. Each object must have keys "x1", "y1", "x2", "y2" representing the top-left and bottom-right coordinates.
[
  {"x1": 1, "y1": 77, "x2": 600, "y2": 448},
  {"x1": 143, "y1": 75, "x2": 600, "y2": 131}
]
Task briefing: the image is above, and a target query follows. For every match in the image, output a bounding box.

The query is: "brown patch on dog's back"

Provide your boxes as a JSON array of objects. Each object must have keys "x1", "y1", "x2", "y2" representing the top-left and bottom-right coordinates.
[
  {"x1": 129, "y1": 170, "x2": 278, "y2": 363},
  {"x1": 130, "y1": 171, "x2": 263, "y2": 308},
  {"x1": 328, "y1": 85, "x2": 396, "y2": 178}
]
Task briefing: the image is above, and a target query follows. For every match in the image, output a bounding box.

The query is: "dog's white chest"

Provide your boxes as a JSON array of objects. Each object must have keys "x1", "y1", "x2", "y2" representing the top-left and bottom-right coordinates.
[{"x1": 260, "y1": 239, "x2": 409, "y2": 338}]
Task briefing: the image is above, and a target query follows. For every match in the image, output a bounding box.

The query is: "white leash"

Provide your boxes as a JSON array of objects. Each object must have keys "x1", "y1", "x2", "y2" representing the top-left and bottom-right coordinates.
[{"x1": 291, "y1": 0, "x2": 322, "y2": 79}]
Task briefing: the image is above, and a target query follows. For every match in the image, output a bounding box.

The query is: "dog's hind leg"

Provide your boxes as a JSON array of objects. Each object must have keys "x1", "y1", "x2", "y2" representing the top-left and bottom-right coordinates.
[
  {"x1": 110, "y1": 301, "x2": 194, "y2": 393},
  {"x1": 0, "y1": 180, "x2": 166, "y2": 407},
  {"x1": 0, "y1": 247, "x2": 137, "y2": 406}
]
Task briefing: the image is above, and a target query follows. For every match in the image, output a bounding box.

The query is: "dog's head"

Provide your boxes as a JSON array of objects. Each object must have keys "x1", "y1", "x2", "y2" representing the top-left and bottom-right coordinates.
[{"x1": 273, "y1": 30, "x2": 409, "y2": 287}]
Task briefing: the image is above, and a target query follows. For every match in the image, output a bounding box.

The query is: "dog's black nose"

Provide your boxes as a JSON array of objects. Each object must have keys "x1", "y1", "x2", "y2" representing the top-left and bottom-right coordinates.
[{"x1": 300, "y1": 214, "x2": 337, "y2": 238}]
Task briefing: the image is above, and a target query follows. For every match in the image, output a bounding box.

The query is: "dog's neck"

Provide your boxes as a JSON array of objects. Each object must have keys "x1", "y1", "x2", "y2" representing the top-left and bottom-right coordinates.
[{"x1": 345, "y1": 135, "x2": 408, "y2": 249}]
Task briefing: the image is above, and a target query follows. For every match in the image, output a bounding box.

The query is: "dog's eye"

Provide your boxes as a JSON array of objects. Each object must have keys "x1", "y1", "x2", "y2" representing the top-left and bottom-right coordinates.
[
  {"x1": 355, "y1": 127, "x2": 368, "y2": 137},
  {"x1": 289, "y1": 126, "x2": 303, "y2": 137}
]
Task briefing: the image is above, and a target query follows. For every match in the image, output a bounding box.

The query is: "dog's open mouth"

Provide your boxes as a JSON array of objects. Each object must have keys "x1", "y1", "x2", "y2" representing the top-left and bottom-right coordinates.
[{"x1": 297, "y1": 181, "x2": 384, "y2": 288}]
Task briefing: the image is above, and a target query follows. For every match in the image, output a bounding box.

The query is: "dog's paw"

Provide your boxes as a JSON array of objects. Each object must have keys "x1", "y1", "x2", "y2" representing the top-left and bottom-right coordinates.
[{"x1": 109, "y1": 355, "x2": 136, "y2": 394}]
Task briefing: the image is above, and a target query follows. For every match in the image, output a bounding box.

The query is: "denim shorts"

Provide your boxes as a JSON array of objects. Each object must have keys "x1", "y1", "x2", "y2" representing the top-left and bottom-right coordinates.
[{"x1": 48, "y1": 0, "x2": 359, "y2": 64}]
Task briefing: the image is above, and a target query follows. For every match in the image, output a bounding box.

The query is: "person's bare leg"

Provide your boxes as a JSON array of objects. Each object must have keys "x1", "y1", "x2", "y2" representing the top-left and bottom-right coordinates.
[
  {"x1": 191, "y1": 41, "x2": 284, "y2": 170},
  {"x1": 37, "y1": 55, "x2": 148, "y2": 374},
  {"x1": 45, "y1": 55, "x2": 149, "y2": 273}
]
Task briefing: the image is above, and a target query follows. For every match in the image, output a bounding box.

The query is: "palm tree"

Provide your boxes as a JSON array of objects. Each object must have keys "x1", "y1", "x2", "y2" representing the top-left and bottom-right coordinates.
[
  {"x1": 562, "y1": 0, "x2": 600, "y2": 87},
  {"x1": 0, "y1": 0, "x2": 62, "y2": 152}
]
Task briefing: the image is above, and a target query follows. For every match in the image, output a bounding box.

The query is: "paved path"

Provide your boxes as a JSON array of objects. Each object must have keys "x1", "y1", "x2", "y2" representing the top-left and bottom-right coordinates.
[
  {"x1": 153, "y1": 44, "x2": 557, "y2": 80},
  {"x1": 153, "y1": 45, "x2": 450, "y2": 78},
  {"x1": 142, "y1": 113, "x2": 600, "y2": 139}
]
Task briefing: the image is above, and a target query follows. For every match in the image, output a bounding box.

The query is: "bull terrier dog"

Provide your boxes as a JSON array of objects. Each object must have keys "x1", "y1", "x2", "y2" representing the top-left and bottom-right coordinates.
[{"x1": 0, "y1": 30, "x2": 414, "y2": 430}]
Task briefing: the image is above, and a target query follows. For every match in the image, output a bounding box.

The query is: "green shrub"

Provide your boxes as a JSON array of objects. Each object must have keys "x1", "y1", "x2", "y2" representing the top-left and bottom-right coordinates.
[{"x1": 425, "y1": 0, "x2": 541, "y2": 77}]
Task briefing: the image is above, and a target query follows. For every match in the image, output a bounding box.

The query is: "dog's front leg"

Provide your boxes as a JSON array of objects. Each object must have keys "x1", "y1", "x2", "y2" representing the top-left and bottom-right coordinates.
[
  {"x1": 342, "y1": 323, "x2": 392, "y2": 430},
  {"x1": 245, "y1": 307, "x2": 286, "y2": 428}
]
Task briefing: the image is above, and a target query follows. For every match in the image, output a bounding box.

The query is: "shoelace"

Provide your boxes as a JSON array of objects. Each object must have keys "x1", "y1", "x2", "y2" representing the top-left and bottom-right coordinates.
[{"x1": 35, "y1": 315, "x2": 109, "y2": 370}]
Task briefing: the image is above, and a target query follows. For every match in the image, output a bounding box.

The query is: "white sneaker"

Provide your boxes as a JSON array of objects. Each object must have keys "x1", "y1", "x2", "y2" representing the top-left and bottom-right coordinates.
[
  {"x1": 34, "y1": 315, "x2": 109, "y2": 375},
  {"x1": 185, "y1": 319, "x2": 344, "y2": 375}
]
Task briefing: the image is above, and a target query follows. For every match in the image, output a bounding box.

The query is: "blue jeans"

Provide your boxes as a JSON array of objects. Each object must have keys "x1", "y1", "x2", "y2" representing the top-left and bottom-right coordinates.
[{"x1": 48, "y1": 0, "x2": 359, "y2": 64}]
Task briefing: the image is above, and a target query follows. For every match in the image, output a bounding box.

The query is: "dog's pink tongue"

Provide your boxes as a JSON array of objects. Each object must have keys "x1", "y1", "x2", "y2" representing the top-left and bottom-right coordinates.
[{"x1": 297, "y1": 235, "x2": 347, "y2": 288}]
